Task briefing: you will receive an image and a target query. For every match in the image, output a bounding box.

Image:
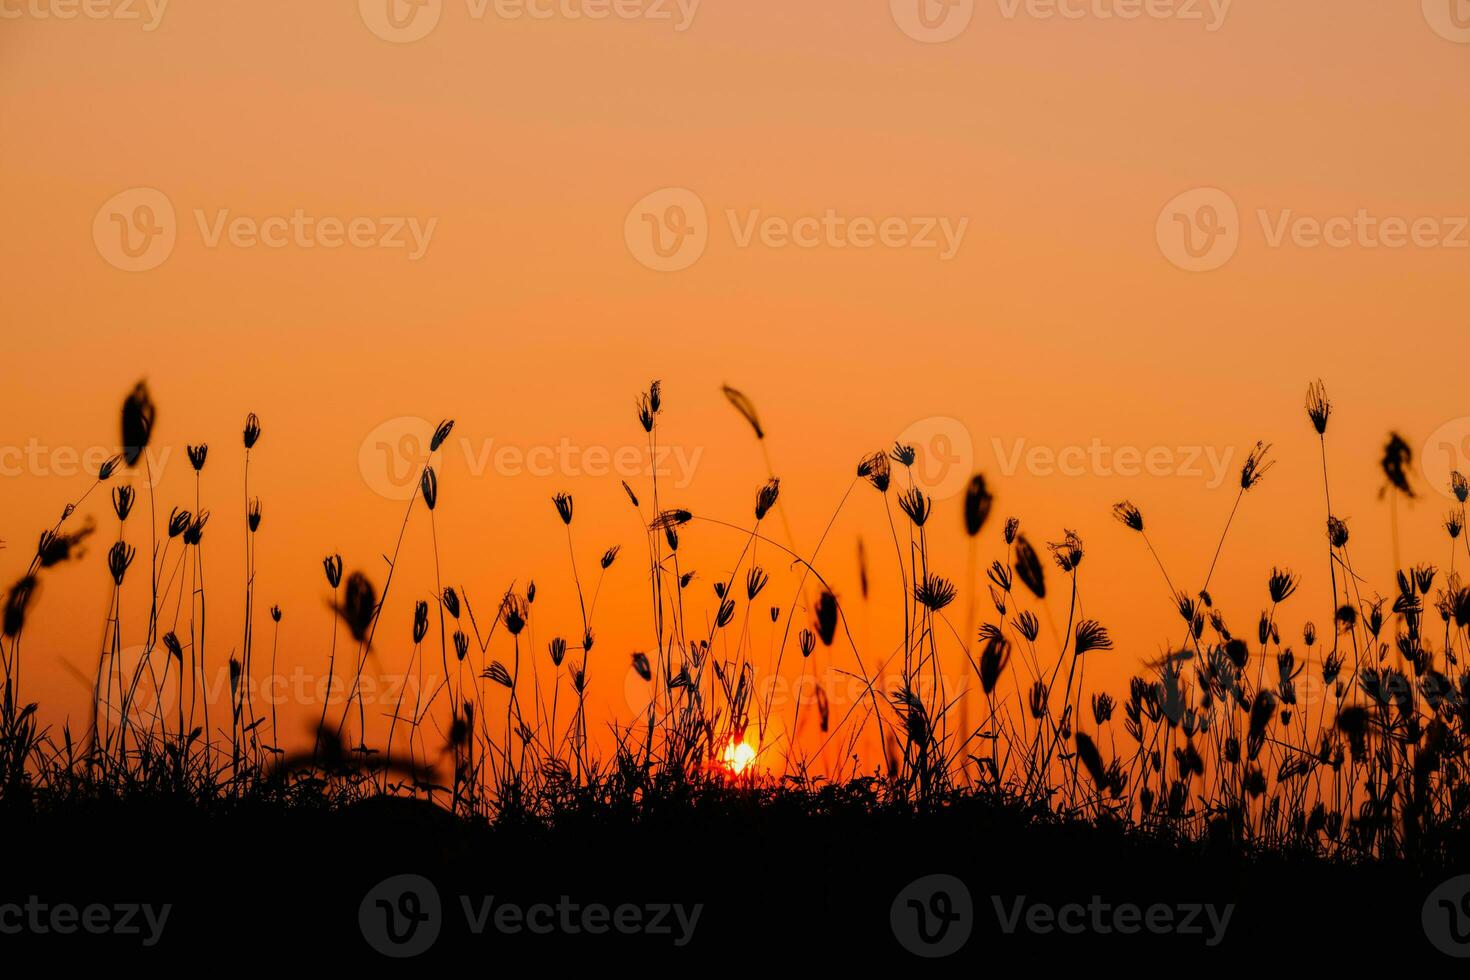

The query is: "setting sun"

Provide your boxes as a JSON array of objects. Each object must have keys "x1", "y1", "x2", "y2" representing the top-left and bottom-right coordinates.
[{"x1": 722, "y1": 739, "x2": 757, "y2": 776}]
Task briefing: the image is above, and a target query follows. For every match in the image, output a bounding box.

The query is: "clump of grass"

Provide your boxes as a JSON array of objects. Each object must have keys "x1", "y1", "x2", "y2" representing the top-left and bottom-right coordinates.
[{"x1": 3, "y1": 377, "x2": 1470, "y2": 869}]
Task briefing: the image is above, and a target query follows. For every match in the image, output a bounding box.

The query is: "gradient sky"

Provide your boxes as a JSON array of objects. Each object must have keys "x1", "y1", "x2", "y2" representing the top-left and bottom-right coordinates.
[{"x1": 3, "y1": 1, "x2": 1469, "y2": 764}]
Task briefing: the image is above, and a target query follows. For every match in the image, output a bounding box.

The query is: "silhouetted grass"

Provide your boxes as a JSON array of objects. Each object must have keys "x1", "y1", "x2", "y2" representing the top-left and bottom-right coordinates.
[{"x1": 3, "y1": 377, "x2": 1470, "y2": 879}]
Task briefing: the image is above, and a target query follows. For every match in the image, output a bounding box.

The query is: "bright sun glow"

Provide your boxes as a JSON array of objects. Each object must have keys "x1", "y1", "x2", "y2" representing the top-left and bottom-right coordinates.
[{"x1": 722, "y1": 739, "x2": 757, "y2": 775}]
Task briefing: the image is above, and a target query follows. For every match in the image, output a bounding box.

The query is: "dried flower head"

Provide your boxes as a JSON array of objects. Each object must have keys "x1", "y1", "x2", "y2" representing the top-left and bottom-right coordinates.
[
  {"x1": 914, "y1": 574, "x2": 957, "y2": 612},
  {"x1": 964, "y1": 475, "x2": 992, "y2": 537},
  {"x1": 430, "y1": 419, "x2": 454, "y2": 452},
  {"x1": 1013, "y1": 535, "x2": 1046, "y2": 599},
  {"x1": 168, "y1": 507, "x2": 191, "y2": 538},
  {"x1": 1268, "y1": 567, "x2": 1299, "y2": 603},
  {"x1": 112, "y1": 485, "x2": 135, "y2": 522},
  {"x1": 323, "y1": 553, "x2": 343, "y2": 589},
  {"x1": 1305, "y1": 379, "x2": 1331, "y2": 435},
  {"x1": 120, "y1": 381, "x2": 155, "y2": 468},
  {"x1": 1241, "y1": 441, "x2": 1274, "y2": 490},
  {"x1": 1112, "y1": 500, "x2": 1144, "y2": 532},
  {"x1": 897, "y1": 487, "x2": 931, "y2": 527},
  {"x1": 858, "y1": 450, "x2": 891, "y2": 493},
  {"x1": 413, "y1": 600, "x2": 429, "y2": 644},
  {"x1": 754, "y1": 478, "x2": 780, "y2": 521},
  {"x1": 1048, "y1": 530, "x2": 1084, "y2": 573},
  {"x1": 1380, "y1": 433, "x2": 1414, "y2": 498},
  {"x1": 721, "y1": 385, "x2": 764, "y2": 439}
]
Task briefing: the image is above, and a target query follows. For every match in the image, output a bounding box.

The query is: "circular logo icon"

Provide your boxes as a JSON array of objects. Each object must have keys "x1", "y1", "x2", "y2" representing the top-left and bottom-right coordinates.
[
  {"x1": 1156, "y1": 187, "x2": 1240, "y2": 272},
  {"x1": 359, "y1": 416, "x2": 436, "y2": 501},
  {"x1": 891, "y1": 0, "x2": 975, "y2": 43},
  {"x1": 360, "y1": 0, "x2": 442, "y2": 43},
  {"x1": 895, "y1": 416, "x2": 974, "y2": 500},
  {"x1": 1422, "y1": 417, "x2": 1470, "y2": 500},
  {"x1": 360, "y1": 874, "x2": 442, "y2": 957},
  {"x1": 94, "y1": 187, "x2": 177, "y2": 273},
  {"x1": 625, "y1": 188, "x2": 708, "y2": 272},
  {"x1": 1423, "y1": 874, "x2": 1470, "y2": 957},
  {"x1": 1424, "y1": 0, "x2": 1470, "y2": 43},
  {"x1": 891, "y1": 873, "x2": 972, "y2": 957}
]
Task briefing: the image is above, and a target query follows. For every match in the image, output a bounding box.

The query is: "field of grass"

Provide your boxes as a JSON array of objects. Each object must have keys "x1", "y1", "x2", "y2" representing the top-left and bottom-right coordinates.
[{"x1": 2, "y1": 378, "x2": 1468, "y2": 961}]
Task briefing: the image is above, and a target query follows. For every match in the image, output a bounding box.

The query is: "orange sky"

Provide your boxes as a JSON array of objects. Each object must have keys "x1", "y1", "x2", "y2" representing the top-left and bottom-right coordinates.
[{"x1": 2, "y1": 2, "x2": 1469, "y2": 767}]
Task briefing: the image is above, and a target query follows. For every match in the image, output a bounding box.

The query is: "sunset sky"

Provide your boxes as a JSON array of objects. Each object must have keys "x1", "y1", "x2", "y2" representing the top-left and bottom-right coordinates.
[{"x1": 3, "y1": 2, "x2": 1469, "y2": 764}]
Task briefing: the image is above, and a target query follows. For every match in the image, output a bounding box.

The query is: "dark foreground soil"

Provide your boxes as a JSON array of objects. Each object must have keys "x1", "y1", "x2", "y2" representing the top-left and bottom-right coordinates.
[{"x1": 0, "y1": 790, "x2": 1463, "y2": 966}]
